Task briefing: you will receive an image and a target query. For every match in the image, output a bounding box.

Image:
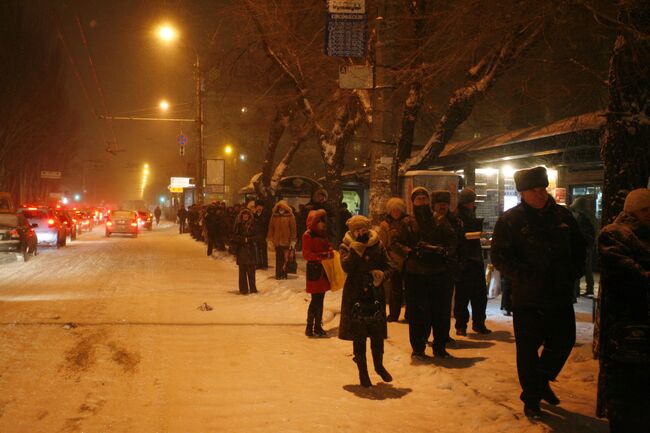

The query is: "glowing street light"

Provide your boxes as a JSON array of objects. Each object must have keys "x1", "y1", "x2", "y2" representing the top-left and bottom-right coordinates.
[
  {"x1": 158, "y1": 25, "x2": 177, "y2": 43},
  {"x1": 159, "y1": 100, "x2": 170, "y2": 111},
  {"x1": 239, "y1": 154, "x2": 247, "y2": 161},
  {"x1": 224, "y1": 145, "x2": 233, "y2": 155}
]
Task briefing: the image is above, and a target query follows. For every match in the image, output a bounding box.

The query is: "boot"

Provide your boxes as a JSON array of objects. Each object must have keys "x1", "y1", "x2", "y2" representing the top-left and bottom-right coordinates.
[
  {"x1": 305, "y1": 311, "x2": 314, "y2": 337},
  {"x1": 354, "y1": 355, "x2": 372, "y2": 387},
  {"x1": 313, "y1": 303, "x2": 327, "y2": 337},
  {"x1": 372, "y1": 349, "x2": 393, "y2": 383}
]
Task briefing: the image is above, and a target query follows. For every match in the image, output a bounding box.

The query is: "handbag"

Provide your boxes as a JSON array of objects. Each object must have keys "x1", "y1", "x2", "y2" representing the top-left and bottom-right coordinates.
[
  {"x1": 286, "y1": 247, "x2": 298, "y2": 274},
  {"x1": 306, "y1": 261, "x2": 323, "y2": 281},
  {"x1": 351, "y1": 284, "x2": 385, "y2": 324}
]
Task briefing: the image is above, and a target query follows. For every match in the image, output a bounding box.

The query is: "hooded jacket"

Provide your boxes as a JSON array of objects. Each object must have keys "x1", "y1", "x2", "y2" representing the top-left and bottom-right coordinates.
[
  {"x1": 232, "y1": 209, "x2": 259, "y2": 266},
  {"x1": 267, "y1": 201, "x2": 297, "y2": 247},
  {"x1": 338, "y1": 229, "x2": 392, "y2": 341},
  {"x1": 301, "y1": 209, "x2": 331, "y2": 293}
]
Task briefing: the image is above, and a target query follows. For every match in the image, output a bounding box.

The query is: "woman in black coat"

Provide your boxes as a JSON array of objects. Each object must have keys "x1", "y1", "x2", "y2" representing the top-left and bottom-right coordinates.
[
  {"x1": 231, "y1": 209, "x2": 259, "y2": 294},
  {"x1": 339, "y1": 215, "x2": 393, "y2": 387}
]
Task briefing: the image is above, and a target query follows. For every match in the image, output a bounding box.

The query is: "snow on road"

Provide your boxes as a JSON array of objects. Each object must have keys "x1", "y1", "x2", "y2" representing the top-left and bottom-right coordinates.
[{"x1": 0, "y1": 223, "x2": 607, "y2": 433}]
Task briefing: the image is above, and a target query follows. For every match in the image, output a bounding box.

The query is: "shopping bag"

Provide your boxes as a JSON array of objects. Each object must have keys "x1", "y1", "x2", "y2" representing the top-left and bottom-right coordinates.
[
  {"x1": 487, "y1": 265, "x2": 501, "y2": 299},
  {"x1": 321, "y1": 250, "x2": 346, "y2": 292}
]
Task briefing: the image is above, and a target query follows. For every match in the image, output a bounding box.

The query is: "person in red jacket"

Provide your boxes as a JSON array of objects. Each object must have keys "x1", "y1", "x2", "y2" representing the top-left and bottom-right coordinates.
[{"x1": 302, "y1": 209, "x2": 332, "y2": 337}]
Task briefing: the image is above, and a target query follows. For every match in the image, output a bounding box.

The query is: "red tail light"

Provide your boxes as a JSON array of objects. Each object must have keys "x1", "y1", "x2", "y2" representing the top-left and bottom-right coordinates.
[
  {"x1": 130, "y1": 222, "x2": 137, "y2": 227},
  {"x1": 48, "y1": 218, "x2": 55, "y2": 227},
  {"x1": 9, "y1": 229, "x2": 20, "y2": 239}
]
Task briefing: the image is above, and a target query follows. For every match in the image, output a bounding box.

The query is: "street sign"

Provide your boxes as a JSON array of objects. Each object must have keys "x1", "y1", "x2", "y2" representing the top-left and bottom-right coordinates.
[
  {"x1": 170, "y1": 177, "x2": 195, "y2": 188},
  {"x1": 206, "y1": 159, "x2": 225, "y2": 186},
  {"x1": 40, "y1": 171, "x2": 62, "y2": 179},
  {"x1": 339, "y1": 65, "x2": 373, "y2": 89},
  {"x1": 177, "y1": 133, "x2": 188, "y2": 146},
  {"x1": 325, "y1": 0, "x2": 366, "y2": 57}
]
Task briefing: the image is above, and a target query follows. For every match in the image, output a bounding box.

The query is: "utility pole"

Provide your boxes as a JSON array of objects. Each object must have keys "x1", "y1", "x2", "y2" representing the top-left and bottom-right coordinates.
[
  {"x1": 195, "y1": 53, "x2": 205, "y2": 205},
  {"x1": 368, "y1": 0, "x2": 398, "y2": 222}
]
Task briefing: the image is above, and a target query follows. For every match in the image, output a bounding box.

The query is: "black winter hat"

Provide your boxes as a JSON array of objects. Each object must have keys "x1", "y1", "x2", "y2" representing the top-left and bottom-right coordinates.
[
  {"x1": 514, "y1": 166, "x2": 549, "y2": 192},
  {"x1": 431, "y1": 190, "x2": 451, "y2": 204},
  {"x1": 255, "y1": 199, "x2": 265, "y2": 206},
  {"x1": 458, "y1": 188, "x2": 477, "y2": 205}
]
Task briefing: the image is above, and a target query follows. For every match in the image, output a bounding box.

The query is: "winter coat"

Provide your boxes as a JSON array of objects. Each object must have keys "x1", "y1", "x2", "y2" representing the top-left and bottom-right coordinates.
[
  {"x1": 231, "y1": 210, "x2": 259, "y2": 266},
  {"x1": 267, "y1": 201, "x2": 297, "y2": 247},
  {"x1": 456, "y1": 206, "x2": 485, "y2": 267},
  {"x1": 571, "y1": 197, "x2": 597, "y2": 247},
  {"x1": 204, "y1": 207, "x2": 224, "y2": 236},
  {"x1": 491, "y1": 195, "x2": 586, "y2": 309},
  {"x1": 596, "y1": 211, "x2": 650, "y2": 418},
  {"x1": 395, "y1": 209, "x2": 457, "y2": 275},
  {"x1": 338, "y1": 230, "x2": 392, "y2": 341},
  {"x1": 378, "y1": 213, "x2": 409, "y2": 271},
  {"x1": 301, "y1": 209, "x2": 331, "y2": 294}
]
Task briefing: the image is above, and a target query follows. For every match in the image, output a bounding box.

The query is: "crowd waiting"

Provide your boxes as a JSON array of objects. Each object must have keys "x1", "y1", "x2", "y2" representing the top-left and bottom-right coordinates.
[{"x1": 174, "y1": 167, "x2": 649, "y2": 430}]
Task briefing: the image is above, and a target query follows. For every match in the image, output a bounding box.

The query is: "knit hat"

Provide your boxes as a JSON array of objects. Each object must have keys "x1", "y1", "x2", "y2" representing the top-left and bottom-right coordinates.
[
  {"x1": 385, "y1": 197, "x2": 406, "y2": 214},
  {"x1": 431, "y1": 190, "x2": 451, "y2": 204},
  {"x1": 410, "y1": 187, "x2": 429, "y2": 202},
  {"x1": 458, "y1": 188, "x2": 477, "y2": 205},
  {"x1": 346, "y1": 215, "x2": 371, "y2": 232},
  {"x1": 514, "y1": 167, "x2": 549, "y2": 192},
  {"x1": 623, "y1": 188, "x2": 650, "y2": 214}
]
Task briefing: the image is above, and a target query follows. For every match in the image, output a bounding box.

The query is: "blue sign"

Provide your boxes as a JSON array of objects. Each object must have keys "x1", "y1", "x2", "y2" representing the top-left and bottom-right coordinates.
[
  {"x1": 177, "y1": 133, "x2": 188, "y2": 146},
  {"x1": 325, "y1": 13, "x2": 367, "y2": 57}
]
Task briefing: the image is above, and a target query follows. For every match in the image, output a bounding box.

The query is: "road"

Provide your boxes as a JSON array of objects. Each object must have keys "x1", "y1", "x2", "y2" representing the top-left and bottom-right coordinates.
[{"x1": 0, "y1": 222, "x2": 607, "y2": 433}]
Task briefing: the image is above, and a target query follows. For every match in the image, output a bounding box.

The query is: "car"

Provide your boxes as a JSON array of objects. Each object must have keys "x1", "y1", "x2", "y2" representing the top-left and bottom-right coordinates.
[
  {"x1": 0, "y1": 213, "x2": 38, "y2": 261},
  {"x1": 74, "y1": 210, "x2": 93, "y2": 232},
  {"x1": 17, "y1": 206, "x2": 66, "y2": 247},
  {"x1": 105, "y1": 210, "x2": 139, "y2": 238},
  {"x1": 137, "y1": 210, "x2": 153, "y2": 231},
  {"x1": 54, "y1": 209, "x2": 77, "y2": 241}
]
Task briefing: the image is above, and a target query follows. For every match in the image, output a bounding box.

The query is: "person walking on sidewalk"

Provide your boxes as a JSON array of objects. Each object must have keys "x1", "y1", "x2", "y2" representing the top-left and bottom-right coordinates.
[
  {"x1": 378, "y1": 197, "x2": 409, "y2": 322},
  {"x1": 232, "y1": 208, "x2": 259, "y2": 295},
  {"x1": 154, "y1": 205, "x2": 162, "y2": 225},
  {"x1": 267, "y1": 200, "x2": 297, "y2": 280},
  {"x1": 454, "y1": 188, "x2": 491, "y2": 336},
  {"x1": 491, "y1": 166, "x2": 586, "y2": 419},
  {"x1": 177, "y1": 206, "x2": 187, "y2": 234},
  {"x1": 339, "y1": 215, "x2": 393, "y2": 387},
  {"x1": 301, "y1": 209, "x2": 332, "y2": 337}
]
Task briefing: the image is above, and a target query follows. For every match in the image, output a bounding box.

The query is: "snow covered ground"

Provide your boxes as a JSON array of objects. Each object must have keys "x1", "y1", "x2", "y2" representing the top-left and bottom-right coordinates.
[{"x1": 0, "y1": 222, "x2": 607, "y2": 433}]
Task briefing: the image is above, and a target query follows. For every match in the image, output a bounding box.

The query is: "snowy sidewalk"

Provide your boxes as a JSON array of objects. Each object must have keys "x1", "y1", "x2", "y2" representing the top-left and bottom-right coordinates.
[{"x1": 0, "y1": 223, "x2": 606, "y2": 433}]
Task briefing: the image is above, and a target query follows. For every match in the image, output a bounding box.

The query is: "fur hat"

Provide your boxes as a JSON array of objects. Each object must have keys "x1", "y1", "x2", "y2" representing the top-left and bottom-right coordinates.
[
  {"x1": 346, "y1": 215, "x2": 371, "y2": 232},
  {"x1": 458, "y1": 188, "x2": 477, "y2": 205},
  {"x1": 312, "y1": 188, "x2": 328, "y2": 201},
  {"x1": 514, "y1": 167, "x2": 549, "y2": 192},
  {"x1": 623, "y1": 188, "x2": 650, "y2": 214},
  {"x1": 431, "y1": 190, "x2": 451, "y2": 204},
  {"x1": 410, "y1": 187, "x2": 429, "y2": 202},
  {"x1": 385, "y1": 197, "x2": 406, "y2": 214}
]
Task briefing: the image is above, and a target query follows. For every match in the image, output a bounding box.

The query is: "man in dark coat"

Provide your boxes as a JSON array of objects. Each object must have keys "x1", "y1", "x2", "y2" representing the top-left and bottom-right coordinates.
[
  {"x1": 339, "y1": 215, "x2": 393, "y2": 387},
  {"x1": 570, "y1": 197, "x2": 597, "y2": 298},
  {"x1": 154, "y1": 205, "x2": 162, "y2": 225},
  {"x1": 396, "y1": 187, "x2": 457, "y2": 359},
  {"x1": 177, "y1": 206, "x2": 187, "y2": 234},
  {"x1": 453, "y1": 188, "x2": 491, "y2": 335},
  {"x1": 596, "y1": 188, "x2": 650, "y2": 432},
  {"x1": 204, "y1": 204, "x2": 221, "y2": 256},
  {"x1": 253, "y1": 199, "x2": 271, "y2": 269},
  {"x1": 491, "y1": 166, "x2": 586, "y2": 419}
]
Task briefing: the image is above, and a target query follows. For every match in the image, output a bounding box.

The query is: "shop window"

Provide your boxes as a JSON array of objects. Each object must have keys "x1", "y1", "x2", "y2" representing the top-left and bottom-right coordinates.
[
  {"x1": 571, "y1": 185, "x2": 602, "y2": 222},
  {"x1": 342, "y1": 191, "x2": 361, "y2": 215}
]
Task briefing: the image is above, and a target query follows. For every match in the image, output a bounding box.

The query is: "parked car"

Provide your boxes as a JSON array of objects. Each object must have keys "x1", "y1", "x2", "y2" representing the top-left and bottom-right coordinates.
[
  {"x1": 0, "y1": 213, "x2": 38, "y2": 261},
  {"x1": 17, "y1": 206, "x2": 66, "y2": 247},
  {"x1": 55, "y1": 209, "x2": 77, "y2": 241},
  {"x1": 137, "y1": 210, "x2": 153, "y2": 231},
  {"x1": 105, "y1": 210, "x2": 139, "y2": 238}
]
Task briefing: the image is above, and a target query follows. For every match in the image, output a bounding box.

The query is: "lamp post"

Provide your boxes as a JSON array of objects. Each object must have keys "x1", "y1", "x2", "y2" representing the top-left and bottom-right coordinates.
[{"x1": 157, "y1": 24, "x2": 205, "y2": 204}]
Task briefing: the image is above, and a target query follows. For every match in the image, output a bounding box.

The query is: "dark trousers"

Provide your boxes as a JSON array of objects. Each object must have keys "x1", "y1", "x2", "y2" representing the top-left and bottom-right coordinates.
[
  {"x1": 207, "y1": 233, "x2": 218, "y2": 256},
  {"x1": 387, "y1": 270, "x2": 404, "y2": 320},
  {"x1": 501, "y1": 277, "x2": 513, "y2": 313},
  {"x1": 353, "y1": 337, "x2": 384, "y2": 361},
  {"x1": 256, "y1": 241, "x2": 268, "y2": 269},
  {"x1": 404, "y1": 272, "x2": 453, "y2": 354},
  {"x1": 179, "y1": 220, "x2": 186, "y2": 234},
  {"x1": 454, "y1": 261, "x2": 488, "y2": 330},
  {"x1": 275, "y1": 246, "x2": 288, "y2": 279},
  {"x1": 512, "y1": 306, "x2": 576, "y2": 405},
  {"x1": 238, "y1": 264, "x2": 257, "y2": 294},
  {"x1": 307, "y1": 292, "x2": 325, "y2": 325}
]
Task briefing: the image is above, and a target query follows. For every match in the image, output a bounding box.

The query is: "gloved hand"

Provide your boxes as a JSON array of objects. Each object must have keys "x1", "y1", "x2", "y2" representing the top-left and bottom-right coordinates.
[{"x1": 371, "y1": 270, "x2": 384, "y2": 287}]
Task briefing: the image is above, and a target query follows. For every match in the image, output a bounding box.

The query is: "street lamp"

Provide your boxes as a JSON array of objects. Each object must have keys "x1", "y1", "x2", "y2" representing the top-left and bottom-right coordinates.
[
  {"x1": 224, "y1": 145, "x2": 233, "y2": 155},
  {"x1": 159, "y1": 100, "x2": 170, "y2": 111},
  {"x1": 156, "y1": 22, "x2": 205, "y2": 204}
]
